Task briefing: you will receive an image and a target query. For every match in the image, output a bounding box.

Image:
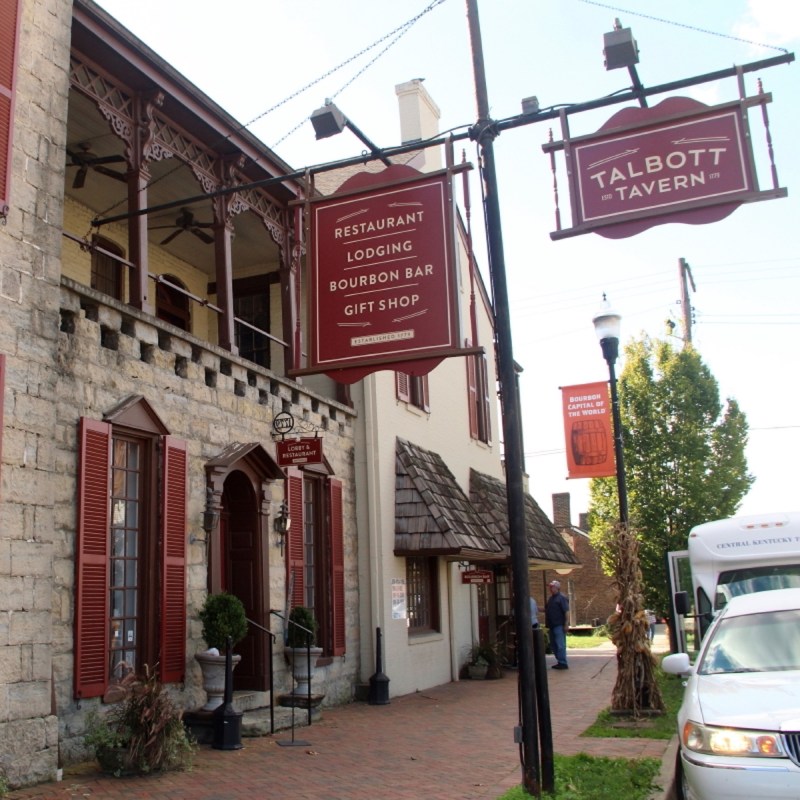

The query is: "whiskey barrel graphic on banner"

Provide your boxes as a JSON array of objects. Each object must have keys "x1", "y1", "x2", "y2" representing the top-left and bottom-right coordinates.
[
  {"x1": 561, "y1": 382, "x2": 616, "y2": 479},
  {"x1": 571, "y1": 419, "x2": 608, "y2": 466}
]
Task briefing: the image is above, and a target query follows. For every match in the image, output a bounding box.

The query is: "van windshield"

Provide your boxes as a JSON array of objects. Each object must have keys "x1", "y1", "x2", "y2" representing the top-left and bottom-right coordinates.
[{"x1": 715, "y1": 565, "x2": 800, "y2": 610}]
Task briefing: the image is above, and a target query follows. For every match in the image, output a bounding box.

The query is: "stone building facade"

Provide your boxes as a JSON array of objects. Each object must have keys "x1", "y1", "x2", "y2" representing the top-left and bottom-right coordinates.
[{"x1": 1, "y1": 0, "x2": 359, "y2": 788}]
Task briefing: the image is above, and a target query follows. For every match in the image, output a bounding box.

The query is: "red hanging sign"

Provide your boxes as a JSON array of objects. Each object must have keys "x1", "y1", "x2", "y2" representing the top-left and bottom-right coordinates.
[
  {"x1": 294, "y1": 164, "x2": 464, "y2": 381},
  {"x1": 276, "y1": 438, "x2": 324, "y2": 467}
]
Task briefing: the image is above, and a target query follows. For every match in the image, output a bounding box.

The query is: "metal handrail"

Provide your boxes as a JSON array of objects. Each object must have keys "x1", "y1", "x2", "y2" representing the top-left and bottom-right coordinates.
[
  {"x1": 270, "y1": 609, "x2": 314, "y2": 729},
  {"x1": 245, "y1": 617, "x2": 277, "y2": 734}
]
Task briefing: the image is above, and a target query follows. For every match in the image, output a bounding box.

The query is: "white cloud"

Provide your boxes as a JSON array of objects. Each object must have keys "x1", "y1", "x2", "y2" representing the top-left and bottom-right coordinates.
[{"x1": 735, "y1": 0, "x2": 800, "y2": 48}]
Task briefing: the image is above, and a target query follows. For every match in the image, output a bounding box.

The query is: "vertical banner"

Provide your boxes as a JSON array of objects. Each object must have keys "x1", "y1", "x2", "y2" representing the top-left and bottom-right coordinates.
[{"x1": 561, "y1": 381, "x2": 615, "y2": 479}]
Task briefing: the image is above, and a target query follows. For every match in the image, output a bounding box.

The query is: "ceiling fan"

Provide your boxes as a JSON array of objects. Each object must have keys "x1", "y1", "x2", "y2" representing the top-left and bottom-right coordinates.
[
  {"x1": 66, "y1": 142, "x2": 126, "y2": 189},
  {"x1": 151, "y1": 208, "x2": 215, "y2": 245}
]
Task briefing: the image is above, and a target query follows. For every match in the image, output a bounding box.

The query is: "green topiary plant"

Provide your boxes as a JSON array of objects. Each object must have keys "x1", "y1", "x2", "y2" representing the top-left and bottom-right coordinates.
[
  {"x1": 199, "y1": 592, "x2": 248, "y2": 652},
  {"x1": 286, "y1": 606, "x2": 318, "y2": 649}
]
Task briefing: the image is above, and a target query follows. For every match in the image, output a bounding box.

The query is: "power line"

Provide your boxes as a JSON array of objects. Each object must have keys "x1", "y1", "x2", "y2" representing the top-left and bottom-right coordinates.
[{"x1": 576, "y1": 0, "x2": 789, "y2": 54}]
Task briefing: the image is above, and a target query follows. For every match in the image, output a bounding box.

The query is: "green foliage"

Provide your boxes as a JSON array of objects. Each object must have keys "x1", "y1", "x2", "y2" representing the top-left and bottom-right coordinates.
[
  {"x1": 0, "y1": 770, "x2": 7, "y2": 797},
  {"x1": 286, "y1": 606, "x2": 318, "y2": 648},
  {"x1": 497, "y1": 753, "x2": 661, "y2": 799},
  {"x1": 588, "y1": 336, "x2": 753, "y2": 612},
  {"x1": 582, "y1": 662, "x2": 685, "y2": 740},
  {"x1": 199, "y1": 592, "x2": 248, "y2": 651},
  {"x1": 84, "y1": 664, "x2": 195, "y2": 776},
  {"x1": 464, "y1": 640, "x2": 501, "y2": 666}
]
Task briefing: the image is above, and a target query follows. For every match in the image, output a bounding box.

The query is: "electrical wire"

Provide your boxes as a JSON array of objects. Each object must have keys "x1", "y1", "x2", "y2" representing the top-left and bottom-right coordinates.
[{"x1": 577, "y1": 0, "x2": 789, "y2": 54}]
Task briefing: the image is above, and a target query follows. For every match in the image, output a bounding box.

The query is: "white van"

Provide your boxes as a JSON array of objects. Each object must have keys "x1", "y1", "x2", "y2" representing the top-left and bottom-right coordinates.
[{"x1": 669, "y1": 511, "x2": 800, "y2": 650}]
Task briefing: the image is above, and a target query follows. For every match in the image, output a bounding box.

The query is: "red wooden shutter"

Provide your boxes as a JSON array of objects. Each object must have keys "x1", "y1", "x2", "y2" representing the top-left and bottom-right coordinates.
[
  {"x1": 160, "y1": 436, "x2": 187, "y2": 684},
  {"x1": 74, "y1": 418, "x2": 111, "y2": 699},
  {"x1": 0, "y1": 0, "x2": 21, "y2": 218},
  {"x1": 418, "y1": 374, "x2": 431, "y2": 412},
  {"x1": 466, "y1": 350, "x2": 479, "y2": 438},
  {"x1": 395, "y1": 371, "x2": 410, "y2": 402},
  {"x1": 286, "y1": 469, "x2": 304, "y2": 609},
  {"x1": 0, "y1": 354, "x2": 5, "y2": 498},
  {"x1": 478, "y1": 352, "x2": 492, "y2": 444},
  {"x1": 328, "y1": 478, "x2": 345, "y2": 656}
]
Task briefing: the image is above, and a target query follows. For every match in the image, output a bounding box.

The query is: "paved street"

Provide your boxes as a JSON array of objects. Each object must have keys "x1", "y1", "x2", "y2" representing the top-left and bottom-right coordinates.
[{"x1": 9, "y1": 636, "x2": 674, "y2": 800}]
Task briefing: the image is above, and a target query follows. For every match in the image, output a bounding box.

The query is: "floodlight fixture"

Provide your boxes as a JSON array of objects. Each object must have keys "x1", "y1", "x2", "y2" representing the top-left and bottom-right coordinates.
[
  {"x1": 310, "y1": 100, "x2": 391, "y2": 166},
  {"x1": 603, "y1": 19, "x2": 639, "y2": 71}
]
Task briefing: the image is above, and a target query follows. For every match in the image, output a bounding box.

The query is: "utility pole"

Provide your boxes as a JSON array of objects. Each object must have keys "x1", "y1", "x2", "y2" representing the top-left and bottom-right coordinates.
[
  {"x1": 465, "y1": 0, "x2": 540, "y2": 795},
  {"x1": 678, "y1": 257, "x2": 696, "y2": 346}
]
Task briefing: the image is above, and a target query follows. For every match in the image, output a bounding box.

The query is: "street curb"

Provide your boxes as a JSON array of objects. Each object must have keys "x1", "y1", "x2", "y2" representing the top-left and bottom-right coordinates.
[{"x1": 649, "y1": 735, "x2": 679, "y2": 800}]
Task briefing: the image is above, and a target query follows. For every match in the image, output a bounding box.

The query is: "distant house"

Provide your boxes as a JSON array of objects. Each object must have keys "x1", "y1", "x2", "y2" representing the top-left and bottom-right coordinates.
[{"x1": 531, "y1": 493, "x2": 617, "y2": 627}]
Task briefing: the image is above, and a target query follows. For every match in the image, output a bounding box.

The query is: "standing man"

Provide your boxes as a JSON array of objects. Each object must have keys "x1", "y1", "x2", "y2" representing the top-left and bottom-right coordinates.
[{"x1": 545, "y1": 580, "x2": 569, "y2": 670}]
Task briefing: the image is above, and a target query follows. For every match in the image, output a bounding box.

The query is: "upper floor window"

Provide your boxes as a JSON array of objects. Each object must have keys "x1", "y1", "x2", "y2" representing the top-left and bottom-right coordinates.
[
  {"x1": 91, "y1": 236, "x2": 124, "y2": 301},
  {"x1": 466, "y1": 349, "x2": 492, "y2": 444},
  {"x1": 156, "y1": 275, "x2": 190, "y2": 331},
  {"x1": 396, "y1": 371, "x2": 430, "y2": 412}
]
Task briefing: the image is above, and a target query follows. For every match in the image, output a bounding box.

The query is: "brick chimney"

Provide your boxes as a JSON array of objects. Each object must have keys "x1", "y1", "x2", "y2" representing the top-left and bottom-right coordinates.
[
  {"x1": 552, "y1": 493, "x2": 571, "y2": 528},
  {"x1": 578, "y1": 512, "x2": 589, "y2": 531}
]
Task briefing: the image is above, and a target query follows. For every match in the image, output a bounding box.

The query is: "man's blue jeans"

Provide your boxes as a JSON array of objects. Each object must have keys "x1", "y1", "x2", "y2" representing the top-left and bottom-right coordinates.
[{"x1": 550, "y1": 625, "x2": 567, "y2": 666}]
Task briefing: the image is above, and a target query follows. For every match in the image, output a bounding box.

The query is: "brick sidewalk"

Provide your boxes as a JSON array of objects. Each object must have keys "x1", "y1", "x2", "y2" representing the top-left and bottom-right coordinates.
[{"x1": 9, "y1": 641, "x2": 672, "y2": 800}]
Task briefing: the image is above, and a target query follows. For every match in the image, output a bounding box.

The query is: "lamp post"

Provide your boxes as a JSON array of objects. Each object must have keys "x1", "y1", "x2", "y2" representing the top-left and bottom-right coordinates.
[{"x1": 592, "y1": 295, "x2": 628, "y2": 525}]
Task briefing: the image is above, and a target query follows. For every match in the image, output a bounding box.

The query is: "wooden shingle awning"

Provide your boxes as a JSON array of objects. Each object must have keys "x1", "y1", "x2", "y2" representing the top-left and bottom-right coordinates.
[
  {"x1": 469, "y1": 469, "x2": 581, "y2": 570},
  {"x1": 394, "y1": 438, "x2": 503, "y2": 561}
]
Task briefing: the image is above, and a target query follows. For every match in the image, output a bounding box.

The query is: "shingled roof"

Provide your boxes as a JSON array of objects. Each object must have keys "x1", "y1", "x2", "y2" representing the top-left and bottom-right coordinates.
[
  {"x1": 394, "y1": 438, "x2": 503, "y2": 561},
  {"x1": 469, "y1": 469, "x2": 580, "y2": 569}
]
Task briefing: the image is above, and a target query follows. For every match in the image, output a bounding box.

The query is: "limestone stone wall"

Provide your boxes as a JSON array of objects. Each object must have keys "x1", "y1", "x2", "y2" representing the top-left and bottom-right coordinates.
[
  {"x1": 53, "y1": 279, "x2": 359, "y2": 764},
  {"x1": 0, "y1": 0, "x2": 72, "y2": 788}
]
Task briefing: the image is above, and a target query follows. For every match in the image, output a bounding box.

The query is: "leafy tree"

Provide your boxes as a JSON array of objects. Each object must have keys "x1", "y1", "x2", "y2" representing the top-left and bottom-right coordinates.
[{"x1": 588, "y1": 336, "x2": 753, "y2": 615}]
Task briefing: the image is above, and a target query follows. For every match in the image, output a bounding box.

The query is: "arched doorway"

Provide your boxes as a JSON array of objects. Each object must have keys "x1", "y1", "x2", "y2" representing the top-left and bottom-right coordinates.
[
  {"x1": 205, "y1": 443, "x2": 284, "y2": 693},
  {"x1": 221, "y1": 471, "x2": 262, "y2": 690}
]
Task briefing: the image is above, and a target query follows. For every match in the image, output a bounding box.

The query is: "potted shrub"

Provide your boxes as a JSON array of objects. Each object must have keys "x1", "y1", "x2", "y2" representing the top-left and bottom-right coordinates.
[
  {"x1": 195, "y1": 592, "x2": 248, "y2": 711},
  {"x1": 464, "y1": 641, "x2": 503, "y2": 680},
  {"x1": 464, "y1": 643, "x2": 490, "y2": 680},
  {"x1": 84, "y1": 664, "x2": 195, "y2": 776},
  {"x1": 285, "y1": 606, "x2": 322, "y2": 698}
]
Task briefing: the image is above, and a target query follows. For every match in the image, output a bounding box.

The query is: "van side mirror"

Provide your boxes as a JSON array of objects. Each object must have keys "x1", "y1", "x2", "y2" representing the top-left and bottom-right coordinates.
[{"x1": 674, "y1": 591, "x2": 690, "y2": 616}]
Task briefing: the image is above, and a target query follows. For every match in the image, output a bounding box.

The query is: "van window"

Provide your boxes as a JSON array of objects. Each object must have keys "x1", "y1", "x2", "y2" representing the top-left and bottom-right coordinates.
[{"x1": 716, "y1": 565, "x2": 800, "y2": 610}]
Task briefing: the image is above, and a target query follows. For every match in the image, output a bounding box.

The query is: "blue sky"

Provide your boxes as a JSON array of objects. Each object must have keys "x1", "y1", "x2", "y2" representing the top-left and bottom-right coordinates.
[{"x1": 96, "y1": 0, "x2": 800, "y2": 523}]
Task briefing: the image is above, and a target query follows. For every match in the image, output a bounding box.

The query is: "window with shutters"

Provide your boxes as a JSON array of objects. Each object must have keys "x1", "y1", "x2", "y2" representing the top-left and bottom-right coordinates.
[
  {"x1": 406, "y1": 556, "x2": 439, "y2": 635},
  {"x1": 75, "y1": 400, "x2": 186, "y2": 700},
  {"x1": 0, "y1": 0, "x2": 21, "y2": 220},
  {"x1": 466, "y1": 343, "x2": 492, "y2": 444},
  {"x1": 395, "y1": 371, "x2": 430, "y2": 412},
  {"x1": 286, "y1": 469, "x2": 345, "y2": 657}
]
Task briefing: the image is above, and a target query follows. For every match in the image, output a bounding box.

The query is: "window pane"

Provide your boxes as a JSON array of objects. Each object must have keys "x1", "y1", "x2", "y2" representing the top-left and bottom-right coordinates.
[
  {"x1": 407, "y1": 557, "x2": 438, "y2": 633},
  {"x1": 109, "y1": 437, "x2": 142, "y2": 681}
]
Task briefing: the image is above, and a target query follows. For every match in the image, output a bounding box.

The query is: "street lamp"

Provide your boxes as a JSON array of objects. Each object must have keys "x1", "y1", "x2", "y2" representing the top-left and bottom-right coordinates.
[{"x1": 592, "y1": 295, "x2": 628, "y2": 525}]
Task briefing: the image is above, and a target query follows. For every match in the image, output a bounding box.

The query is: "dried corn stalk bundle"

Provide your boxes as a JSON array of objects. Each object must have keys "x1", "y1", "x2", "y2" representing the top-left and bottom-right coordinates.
[{"x1": 607, "y1": 522, "x2": 664, "y2": 716}]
